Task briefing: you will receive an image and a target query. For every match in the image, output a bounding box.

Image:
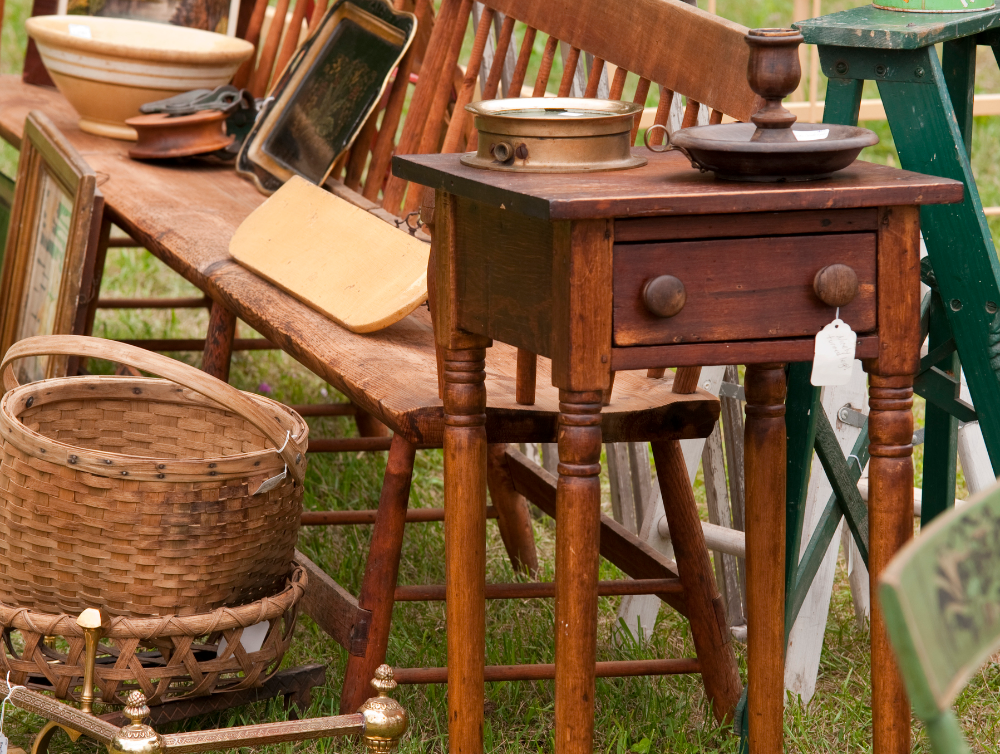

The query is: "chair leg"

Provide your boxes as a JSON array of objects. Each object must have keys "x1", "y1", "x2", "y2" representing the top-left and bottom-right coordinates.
[
  {"x1": 355, "y1": 408, "x2": 392, "y2": 438},
  {"x1": 202, "y1": 300, "x2": 236, "y2": 381},
  {"x1": 651, "y1": 439, "x2": 742, "y2": 722},
  {"x1": 486, "y1": 443, "x2": 539, "y2": 577},
  {"x1": 339, "y1": 434, "x2": 416, "y2": 714}
]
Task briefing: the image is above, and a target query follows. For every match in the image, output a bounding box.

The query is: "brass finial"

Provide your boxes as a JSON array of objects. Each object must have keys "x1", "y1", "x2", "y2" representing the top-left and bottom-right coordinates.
[
  {"x1": 360, "y1": 665, "x2": 408, "y2": 753},
  {"x1": 108, "y1": 691, "x2": 163, "y2": 754},
  {"x1": 75, "y1": 608, "x2": 102, "y2": 714}
]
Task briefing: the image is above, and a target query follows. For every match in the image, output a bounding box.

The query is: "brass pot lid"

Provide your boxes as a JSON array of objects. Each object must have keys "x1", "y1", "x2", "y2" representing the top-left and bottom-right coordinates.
[
  {"x1": 463, "y1": 97, "x2": 646, "y2": 173},
  {"x1": 465, "y1": 97, "x2": 643, "y2": 137}
]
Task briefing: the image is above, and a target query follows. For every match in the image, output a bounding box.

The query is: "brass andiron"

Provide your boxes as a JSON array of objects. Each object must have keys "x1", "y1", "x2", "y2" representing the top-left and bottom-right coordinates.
[
  {"x1": 76, "y1": 608, "x2": 102, "y2": 714},
  {"x1": 15, "y1": 661, "x2": 409, "y2": 754},
  {"x1": 359, "y1": 665, "x2": 409, "y2": 753},
  {"x1": 107, "y1": 692, "x2": 163, "y2": 754}
]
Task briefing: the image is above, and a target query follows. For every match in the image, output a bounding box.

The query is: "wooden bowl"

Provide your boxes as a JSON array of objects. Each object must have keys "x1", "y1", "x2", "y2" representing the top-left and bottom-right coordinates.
[{"x1": 25, "y1": 16, "x2": 253, "y2": 141}]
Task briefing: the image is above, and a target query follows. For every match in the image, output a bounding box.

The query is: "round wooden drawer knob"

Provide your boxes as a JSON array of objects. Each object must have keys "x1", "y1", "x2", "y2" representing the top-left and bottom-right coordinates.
[
  {"x1": 643, "y1": 275, "x2": 686, "y2": 318},
  {"x1": 813, "y1": 264, "x2": 859, "y2": 308}
]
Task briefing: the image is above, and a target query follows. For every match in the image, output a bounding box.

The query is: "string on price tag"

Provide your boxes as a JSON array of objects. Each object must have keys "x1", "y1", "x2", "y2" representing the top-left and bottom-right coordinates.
[
  {"x1": 811, "y1": 308, "x2": 857, "y2": 387},
  {"x1": 0, "y1": 671, "x2": 24, "y2": 754}
]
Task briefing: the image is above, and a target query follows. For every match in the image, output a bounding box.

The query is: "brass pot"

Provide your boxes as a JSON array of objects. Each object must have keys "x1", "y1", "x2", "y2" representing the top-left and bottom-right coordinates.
[{"x1": 461, "y1": 97, "x2": 647, "y2": 173}]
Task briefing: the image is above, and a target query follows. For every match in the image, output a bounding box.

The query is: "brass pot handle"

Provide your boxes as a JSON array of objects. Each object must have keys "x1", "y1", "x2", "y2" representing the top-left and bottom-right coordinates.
[
  {"x1": 643, "y1": 124, "x2": 673, "y2": 153},
  {"x1": 643, "y1": 124, "x2": 710, "y2": 173}
]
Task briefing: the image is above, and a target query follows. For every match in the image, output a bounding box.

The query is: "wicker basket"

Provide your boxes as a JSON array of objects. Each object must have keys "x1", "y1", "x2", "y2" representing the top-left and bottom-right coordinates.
[
  {"x1": 0, "y1": 336, "x2": 309, "y2": 617},
  {"x1": 0, "y1": 565, "x2": 306, "y2": 705}
]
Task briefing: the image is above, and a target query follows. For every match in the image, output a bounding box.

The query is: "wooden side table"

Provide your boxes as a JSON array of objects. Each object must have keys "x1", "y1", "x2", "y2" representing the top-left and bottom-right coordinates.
[{"x1": 393, "y1": 149, "x2": 962, "y2": 754}]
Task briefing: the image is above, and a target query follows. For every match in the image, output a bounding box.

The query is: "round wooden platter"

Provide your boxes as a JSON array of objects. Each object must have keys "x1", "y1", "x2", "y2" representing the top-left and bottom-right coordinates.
[{"x1": 126, "y1": 109, "x2": 234, "y2": 160}]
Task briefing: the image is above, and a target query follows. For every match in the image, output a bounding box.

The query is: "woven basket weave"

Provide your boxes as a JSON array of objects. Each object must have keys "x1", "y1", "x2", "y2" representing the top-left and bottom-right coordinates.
[
  {"x1": 0, "y1": 565, "x2": 306, "y2": 705},
  {"x1": 0, "y1": 336, "x2": 309, "y2": 617}
]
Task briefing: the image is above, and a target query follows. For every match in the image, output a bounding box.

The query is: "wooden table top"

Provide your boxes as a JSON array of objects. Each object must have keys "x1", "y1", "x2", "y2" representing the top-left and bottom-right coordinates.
[
  {"x1": 0, "y1": 76, "x2": 719, "y2": 445},
  {"x1": 393, "y1": 150, "x2": 964, "y2": 220}
]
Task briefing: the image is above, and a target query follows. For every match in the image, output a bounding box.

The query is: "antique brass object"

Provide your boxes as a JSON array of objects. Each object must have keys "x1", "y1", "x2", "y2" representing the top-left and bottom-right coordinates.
[
  {"x1": 31, "y1": 721, "x2": 82, "y2": 754},
  {"x1": 360, "y1": 665, "x2": 408, "y2": 753},
  {"x1": 76, "y1": 608, "x2": 102, "y2": 714},
  {"x1": 9, "y1": 661, "x2": 408, "y2": 754},
  {"x1": 462, "y1": 97, "x2": 647, "y2": 173},
  {"x1": 108, "y1": 692, "x2": 164, "y2": 754}
]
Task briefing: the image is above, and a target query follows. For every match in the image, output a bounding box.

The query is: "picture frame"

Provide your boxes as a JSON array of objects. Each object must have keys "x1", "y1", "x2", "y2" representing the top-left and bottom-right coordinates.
[
  {"x1": 0, "y1": 111, "x2": 103, "y2": 382},
  {"x1": 236, "y1": 0, "x2": 416, "y2": 194},
  {"x1": 56, "y1": 0, "x2": 242, "y2": 36}
]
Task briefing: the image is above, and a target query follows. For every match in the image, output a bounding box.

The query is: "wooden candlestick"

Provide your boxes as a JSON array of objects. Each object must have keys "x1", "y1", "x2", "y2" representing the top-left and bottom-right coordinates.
[{"x1": 746, "y1": 28, "x2": 803, "y2": 143}]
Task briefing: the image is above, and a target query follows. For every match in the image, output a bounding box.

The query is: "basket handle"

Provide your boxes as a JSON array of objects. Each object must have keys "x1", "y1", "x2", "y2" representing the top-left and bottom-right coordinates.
[{"x1": 1, "y1": 335, "x2": 306, "y2": 484}]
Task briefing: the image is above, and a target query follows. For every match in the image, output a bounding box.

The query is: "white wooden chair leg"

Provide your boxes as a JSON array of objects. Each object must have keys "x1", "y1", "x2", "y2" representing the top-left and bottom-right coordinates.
[
  {"x1": 541, "y1": 442, "x2": 558, "y2": 475},
  {"x1": 784, "y1": 361, "x2": 868, "y2": 703},
  {"x1": 957, "y1": 369, "x2": 996, "y2": 494},
  {"x1": 607, "y1": 443, "x2": 641, "y2": 533},
  {"x1": 720, "y1": 364, "x2": 747, "y2": 609},
  {"x1": 702, "y1": 423, "x2": 744, "y2": 626}
]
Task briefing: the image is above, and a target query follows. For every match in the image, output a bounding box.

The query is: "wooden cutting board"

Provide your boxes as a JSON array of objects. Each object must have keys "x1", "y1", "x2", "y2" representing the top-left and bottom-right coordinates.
[{"x1": 229, "y1": 176, "x2": 429, "y2": 333}]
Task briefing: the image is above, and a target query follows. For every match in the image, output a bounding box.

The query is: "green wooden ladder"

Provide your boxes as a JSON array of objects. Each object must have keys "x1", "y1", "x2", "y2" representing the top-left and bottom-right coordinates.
[{"x1": 736, "y1": 8, "x2": 1000, "y2": 747}]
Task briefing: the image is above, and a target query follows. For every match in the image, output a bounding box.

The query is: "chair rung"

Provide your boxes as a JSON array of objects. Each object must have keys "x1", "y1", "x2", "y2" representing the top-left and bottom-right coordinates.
[
  {"x1": 97, "y1": 296, "x2": 211, "y2": 309},
  {"x1": 286, "y1": 403, "x2": 357, "y2": 417},
  {"x1": 393, "y1": 658, "x2": 700, "y2": 684},
  {"x1": 393, "y1": 578, "x2": 682, "y2": 601},
  {"x1": 117, "y1": 338, "x2": 275, "y2": 351},
  {"x1": 301, "y1": 506, "x2": 499, "y2": 525},
  {"x1": 307, "y1": 437, "x2": 394, "y2": 452}
]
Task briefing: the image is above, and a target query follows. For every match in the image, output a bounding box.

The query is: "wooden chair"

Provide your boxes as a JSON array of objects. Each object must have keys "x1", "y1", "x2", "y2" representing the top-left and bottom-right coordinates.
[
  {"x1": 200, "y1": 0, "x2": 761, "y2": 720},
  {"x1": 876, "y1": 482, "x2": 1000, "y2": 754}
]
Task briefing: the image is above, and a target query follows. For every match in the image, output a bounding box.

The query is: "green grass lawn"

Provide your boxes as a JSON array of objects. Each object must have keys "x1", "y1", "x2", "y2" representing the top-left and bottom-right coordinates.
[{"x1": 2, "y1": 0, "x2": 1000, "y2": 752}]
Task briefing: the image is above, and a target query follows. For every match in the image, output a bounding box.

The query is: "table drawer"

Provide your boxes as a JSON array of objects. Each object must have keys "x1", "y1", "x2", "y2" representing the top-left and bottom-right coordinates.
[{"x1": 613, "y1": 233, "x2": 877, "y2": 346}]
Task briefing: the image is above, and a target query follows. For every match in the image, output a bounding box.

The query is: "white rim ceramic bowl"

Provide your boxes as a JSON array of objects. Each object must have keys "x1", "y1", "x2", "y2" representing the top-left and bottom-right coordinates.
[{"x1": 26, "y1": 15, "x2": 254, "y2": 140}]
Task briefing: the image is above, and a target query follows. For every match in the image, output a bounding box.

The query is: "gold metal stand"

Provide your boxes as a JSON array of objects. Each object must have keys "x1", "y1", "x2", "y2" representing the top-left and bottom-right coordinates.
[{"x1": 12, "y1": 613, "x2": 409, "y2": 754}]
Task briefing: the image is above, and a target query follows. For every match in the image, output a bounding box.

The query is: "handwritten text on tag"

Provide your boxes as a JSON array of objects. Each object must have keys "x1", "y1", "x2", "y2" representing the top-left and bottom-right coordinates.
[{"x1": 811, "y1": 318, "x2": 857, "y2": 386}]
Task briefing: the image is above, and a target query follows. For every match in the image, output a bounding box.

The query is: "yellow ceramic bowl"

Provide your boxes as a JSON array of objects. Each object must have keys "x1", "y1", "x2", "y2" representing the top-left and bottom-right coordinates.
[{"x1": 26, "y1": 15, "x2": 254, "y2": 141}]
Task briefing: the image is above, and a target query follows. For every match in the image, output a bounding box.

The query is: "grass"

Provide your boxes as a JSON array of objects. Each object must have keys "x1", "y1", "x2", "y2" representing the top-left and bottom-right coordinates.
[{"x1": 0, "y1": 0, "x2": 999, "y2": 751}]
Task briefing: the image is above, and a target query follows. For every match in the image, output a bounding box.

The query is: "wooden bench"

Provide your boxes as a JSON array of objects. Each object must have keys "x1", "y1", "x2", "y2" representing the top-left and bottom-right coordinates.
[{"x1": 0, "y1": 0, "x2": 762, "y2": 739}]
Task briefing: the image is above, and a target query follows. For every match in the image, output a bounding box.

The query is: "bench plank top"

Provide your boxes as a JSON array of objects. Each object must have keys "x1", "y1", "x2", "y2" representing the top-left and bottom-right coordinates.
[{"x1": 0, "y1": 76, "x2": 718, "y2": 446}]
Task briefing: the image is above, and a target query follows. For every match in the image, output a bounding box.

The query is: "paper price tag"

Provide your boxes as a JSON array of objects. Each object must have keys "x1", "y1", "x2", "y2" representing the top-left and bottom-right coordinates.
[
  {"x1": 68, "y1": 23, "x2": 92, "y2": 38},
  {"x1": 793, "y1": 128, "x2": 829, "y2": 142},
  {"x1": 811, "y1": 318, "x2": 856, "y2": 386},
  {"x1": 0, "y1": 731, "x2": 9, "y2": 754}
]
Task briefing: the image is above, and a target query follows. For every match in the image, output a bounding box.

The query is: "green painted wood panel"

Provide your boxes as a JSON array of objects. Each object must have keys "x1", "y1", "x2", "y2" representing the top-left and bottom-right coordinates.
[
  {"x1": 796, "y1": 5, "x2": 1000, "y2": 50},
  {"x1": 880, "y1": 480, "x2": 1000, "y2": 718}
]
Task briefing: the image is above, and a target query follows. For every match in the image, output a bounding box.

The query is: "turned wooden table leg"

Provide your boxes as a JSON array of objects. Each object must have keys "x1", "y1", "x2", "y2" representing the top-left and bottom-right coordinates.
[
  {"x1": 340, "y1": 434, "x2": 416, "y2": 714},
  {"x1": 443, "y1": 345, "x2": 488, "y2": 754},
  {"x1": 867, "y1": 372, "x2": 914, "y2": 754},
  {"x1": 554, "y1": 389, "x2": 603, "y2": 754},
  {"x1": 743, "y1": 363, "x2": 787, "y2": 754},
  {"x1": 203, "y1": 300, "x2": 236, "y2": 381}
]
